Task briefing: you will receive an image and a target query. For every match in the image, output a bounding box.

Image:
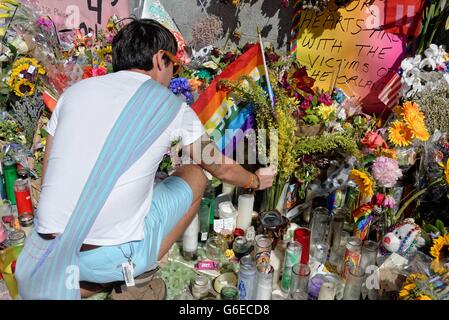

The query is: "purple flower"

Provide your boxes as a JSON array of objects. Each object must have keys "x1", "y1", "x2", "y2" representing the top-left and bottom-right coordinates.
[
  {"x1": 37, "y1": 16, "x2": 53, "y2": 32},
  {"x1": 169, "y1": 78, "x2": 193, "y2": 104},
  {"x1": 372, "y1": 156, "x2": 402, "y2": 188}
]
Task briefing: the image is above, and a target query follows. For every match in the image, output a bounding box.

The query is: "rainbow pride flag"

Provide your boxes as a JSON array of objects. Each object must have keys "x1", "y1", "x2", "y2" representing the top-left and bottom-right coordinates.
[{"x1": 192, "y1": 44, "x2": 266, "y2": 156}]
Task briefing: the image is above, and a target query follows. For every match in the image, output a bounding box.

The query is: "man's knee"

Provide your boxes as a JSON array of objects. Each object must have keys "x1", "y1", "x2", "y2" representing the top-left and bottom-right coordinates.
[{"x1": 173, "y1": 164, "x2": 207, "y2": 196}]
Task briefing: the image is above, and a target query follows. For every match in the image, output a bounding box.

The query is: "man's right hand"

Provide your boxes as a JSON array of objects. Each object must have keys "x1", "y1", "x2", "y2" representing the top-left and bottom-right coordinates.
[{"x1": 255, "y1": 165, "x2": 277, "y2": 190}]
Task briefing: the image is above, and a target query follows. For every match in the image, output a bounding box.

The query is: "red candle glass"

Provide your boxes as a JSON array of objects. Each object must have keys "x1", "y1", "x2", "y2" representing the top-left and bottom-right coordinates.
[{"x1": 294, "y1": 227, "x2": 311, "y2": 265}]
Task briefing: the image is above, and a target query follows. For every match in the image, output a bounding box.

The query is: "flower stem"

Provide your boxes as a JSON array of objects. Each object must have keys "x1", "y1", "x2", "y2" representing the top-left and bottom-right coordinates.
[{"x1": 395, "y1": 177, "x2": 444, "y2": 222}]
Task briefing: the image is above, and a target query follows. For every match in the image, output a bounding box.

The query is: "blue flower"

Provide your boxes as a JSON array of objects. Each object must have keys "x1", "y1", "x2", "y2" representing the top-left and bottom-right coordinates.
[
  {"x1": 332, "y1": 88, "x2": 346, "y2": 104},
  {"x1": 170, "y1": 77, "x2": 194, "y2": 104}
]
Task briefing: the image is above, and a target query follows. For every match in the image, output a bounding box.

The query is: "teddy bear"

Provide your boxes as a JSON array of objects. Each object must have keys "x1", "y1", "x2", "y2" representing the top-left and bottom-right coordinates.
[{"x1": 379, "y1": 218, "x2": 426, "y2": 264}]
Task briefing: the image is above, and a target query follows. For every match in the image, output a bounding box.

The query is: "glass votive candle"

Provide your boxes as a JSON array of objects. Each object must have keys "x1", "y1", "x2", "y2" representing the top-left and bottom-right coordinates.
[
  {"x1": 309, "y1": 207, "x2": 330, "y2": 256},
  {"x1": 289, "y1": 263, "x2": 310, "y2": 300},
  {"x1": 343, "y1": 266, "x2": 365, "y2": 300},
  {"x1": 232, "y1": 236, "x2": 251, "y2": 260},
  {"x1": 255, "y1": 235, "x2": 273, "y2": 271},
  {"x1": 359, "y1": 240, "x2": 378, "y2": 272},
  {"x1": 318, "y1": 282, "x2": 337, "y2": 300},
  {"x1": 308, "y1": 274, "x2": 327, "y2": 300},
  {"x1": 312, "y1": 241, "x2": 329, "y2": 264}
]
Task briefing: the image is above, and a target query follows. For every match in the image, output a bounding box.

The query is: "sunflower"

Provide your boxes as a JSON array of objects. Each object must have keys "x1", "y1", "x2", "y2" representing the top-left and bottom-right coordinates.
[
  {"x1": 430, "y1": 234, "x2": 449, "y2": 274},
  {"x1": 399, "y1": 273, "x2": 429, "y2": 300},
  {"x1": 388, "y1": 121, "x2": 414, "y2": 147},
  {"x1": 402, "y1": 101, "x2": 425, "y2": 125},
  {"x1": 444, "y1": 159, "x2": 449, "y2": 185},
  {"x1": 407, "y1": 120, "x2": 430, "y2": 142},
  {"x1": 13, "y1": 78, "x2": 35, "y2": 97},
  {"x1": 349, "y1": 169, "x2": 374, "y2": 198}
]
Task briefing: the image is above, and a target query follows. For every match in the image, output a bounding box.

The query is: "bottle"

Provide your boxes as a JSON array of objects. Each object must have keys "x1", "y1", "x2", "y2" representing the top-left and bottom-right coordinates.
[
  {"x1": 198, "y1": 198, "x2": 211, "y2": 243},
  {"x1": 182, "y1": 214, "x2": 199, "y2": 261},
  {"x1": 1, "y1": 157, "x2": 17, "y2": 205},
  {"x1": 220, "y1": 286, "x2": 239, "y2": 300}
]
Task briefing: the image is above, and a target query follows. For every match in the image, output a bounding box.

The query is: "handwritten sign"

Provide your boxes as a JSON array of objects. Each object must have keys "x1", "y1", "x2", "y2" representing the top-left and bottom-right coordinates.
[
  {"x1": 293, "y1": 0, "x2": 408, "y2": 114},
  {"x1": 23, "y1": 0, "x2": 130, "y2": 35}
]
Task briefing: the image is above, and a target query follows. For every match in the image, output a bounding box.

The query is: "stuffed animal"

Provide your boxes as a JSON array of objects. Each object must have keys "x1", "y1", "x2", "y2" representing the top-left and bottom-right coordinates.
[{"x1": 381, "y1": 218, "x2": 425, "y2": 257}]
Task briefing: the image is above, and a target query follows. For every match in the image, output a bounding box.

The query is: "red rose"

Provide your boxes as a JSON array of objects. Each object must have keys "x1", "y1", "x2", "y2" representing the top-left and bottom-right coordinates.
[
  {"x1": 92, "y1": 67, "x2": 108, "y2": 77},
  {"x1": 361, "y1": 131, "x2": 387, "y2": 151},
  {"x1": 371, "y1": 193, "x2": 386, "y2": 207}
]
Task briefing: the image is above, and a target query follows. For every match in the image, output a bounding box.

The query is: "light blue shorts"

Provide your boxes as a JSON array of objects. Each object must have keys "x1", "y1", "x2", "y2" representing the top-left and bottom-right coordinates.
[{"x1": 78, "y1": 176, "x2": 193, "y2": 284}]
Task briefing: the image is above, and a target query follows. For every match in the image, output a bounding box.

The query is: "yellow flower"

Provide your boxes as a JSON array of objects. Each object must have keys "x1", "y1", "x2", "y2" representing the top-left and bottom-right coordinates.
[
  {"x1": 430, "y1": 234, "x2": 449, "y2": 274},
  {"x1": 444, "y1": 159, "x2": 449, "y2": 186},
  {"x1": 408, "y1": 120, "x2": 430, "y2": 142},
  {"x1": 402, "y1": 101, "x2": 425, "y2": 124},
  {"x1": 375, "y1": 148, "x2": 397, "y2": 160},
  {"x1": 349, "y1": 169, "x2": 374, "y2": 198},
  {"x1": 388, "y1": 121, "x2": 414, "y2": 147},
  {"x1": 13, "y1": 78, "x2": 35, "y2": 97},
  {"x1": 317, "y1": 104, "x2": 336, "y2": 122},
  {"x1": 416, "y1": 295, "x2": 432, "y2": 300},
  {"x1": 225, "y1": 249, "x2": 235, "y2": 259}
]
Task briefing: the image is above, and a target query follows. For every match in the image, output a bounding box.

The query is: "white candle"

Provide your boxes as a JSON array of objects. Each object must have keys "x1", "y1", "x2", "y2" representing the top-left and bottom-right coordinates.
[
  {"x1": 222, "y1": 182, "x2": 236, "y2": 196},
  {"x1": 236, "y1": 194, "x2": 255, "y2": 231},
  {"x1": 183, "y1": 214, "x2": 199, "y2": 252},
  {"x1": 318, "y1": 282, "x2": 336, "y2": 300}
]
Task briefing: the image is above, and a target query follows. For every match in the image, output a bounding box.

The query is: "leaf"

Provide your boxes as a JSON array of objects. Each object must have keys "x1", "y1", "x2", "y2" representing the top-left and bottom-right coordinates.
[
  {"x1": 312, "y1": 95, "x2": 318, "y2": 107},
  {"x1": 436, "y1": 219, "x2": 447, "y2": 234}
]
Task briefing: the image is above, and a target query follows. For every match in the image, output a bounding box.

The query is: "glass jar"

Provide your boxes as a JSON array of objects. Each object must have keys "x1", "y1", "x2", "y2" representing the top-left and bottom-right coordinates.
[
  {"x1": 309, "y1": 207, "x2": 330, "y2": 256},
  {"x1": 341, "y1": 236, "x2": 362, "y2": 279},
  {"x1": 359, "y1": 240, "x2": 378, "y2": 272},
  {"x1": 191, "y1": 275, "x2": 210, "y2": 300},
  {"x1": 312, "y1": 241, "x2": 329, "y2": 264},
  {"x1": 289, "y1": 263, "x2": 310, "y2": 300},
  {"x1": 238, "y1": 255, "x2": 256, "y2": 300},
  {"x1": 293, "y1": 227, "x2": 311, "y2": 265},
  {"x1": 220, "y1": 286, "x2": 239, "y2": 300},
  {"x1": 281, "y1": 241, "x2": 302, "y2": 293},
  {"x1": 8, "y1": 229, "x2": 25, "y2": 247},
  {"x1": 205, "y1": 235, "x2": 227, "y2": 260},
  {"x1": 218, "y1": 201, "x2": 237, "y2": 231},
  {"x1": 343, "y1": 266, "x2": 365, "y2": 300},
  {"x1": 255, "y1": 235, "x2": 272, "y2": 272},
  {"x1": 255, "y1": 266, "x2": 273, "y2": 300},
  {"x1": 232, "y1": 236, "x2": 251, "y2": 260},
  {"x1": 328, "y1": 208, "x2": 347, "y2": 252}
]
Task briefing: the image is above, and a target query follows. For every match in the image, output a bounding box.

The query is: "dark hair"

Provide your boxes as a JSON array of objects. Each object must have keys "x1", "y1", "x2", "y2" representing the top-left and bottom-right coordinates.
[{"x1": 112, "y1": 18, "x2": 177, "y2": 72}]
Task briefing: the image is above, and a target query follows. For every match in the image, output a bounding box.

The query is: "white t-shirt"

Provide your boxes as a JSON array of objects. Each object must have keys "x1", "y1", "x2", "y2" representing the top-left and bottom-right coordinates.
[{"x1": 36, "y1": 71, "x2": 205, "y2": 245}]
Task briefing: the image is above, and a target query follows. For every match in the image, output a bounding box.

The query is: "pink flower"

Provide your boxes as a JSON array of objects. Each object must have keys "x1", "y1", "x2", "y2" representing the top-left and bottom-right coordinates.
[
  {"x1": 372, "y1": 156, "x2": 402, "y2": 188},
  {"x1": 318, "y1": 93, "x2": 333, "y2": 106},
  {"x1": 382, "y1": 195, "x2": 395, "y2": 209},
  {"x1": 92, "y1": 67, "x2": 108, "y2": 77}
]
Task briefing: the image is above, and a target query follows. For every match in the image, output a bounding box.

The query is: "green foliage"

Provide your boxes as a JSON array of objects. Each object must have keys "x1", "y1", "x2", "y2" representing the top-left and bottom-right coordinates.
[{"x1": 295, "y1": 131, "x2": 360, "y2": 158}]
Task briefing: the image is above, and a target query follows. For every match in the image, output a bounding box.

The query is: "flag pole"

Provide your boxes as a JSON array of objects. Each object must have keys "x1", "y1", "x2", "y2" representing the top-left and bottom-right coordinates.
[{"x1": 257, "y1": 27, "x2": 276, "y2": 109}]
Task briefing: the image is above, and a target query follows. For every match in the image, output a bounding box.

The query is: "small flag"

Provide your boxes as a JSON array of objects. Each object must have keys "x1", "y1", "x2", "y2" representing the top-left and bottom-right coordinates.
[
  {"x1": 192, "y1": 44, "x2": 266, "y2": 156},
  {"x1": 378, "y1": 73, "x2": 402, "y2": 110}
]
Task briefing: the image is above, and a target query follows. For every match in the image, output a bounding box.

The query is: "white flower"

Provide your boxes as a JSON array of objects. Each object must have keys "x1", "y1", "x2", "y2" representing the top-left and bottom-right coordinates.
[
  {"x1": 9, "y1": 37, "x2": 28, "y2": 54},
  {"x1": 420, "y1": 44, "x2": 447, "y2": 70}
]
